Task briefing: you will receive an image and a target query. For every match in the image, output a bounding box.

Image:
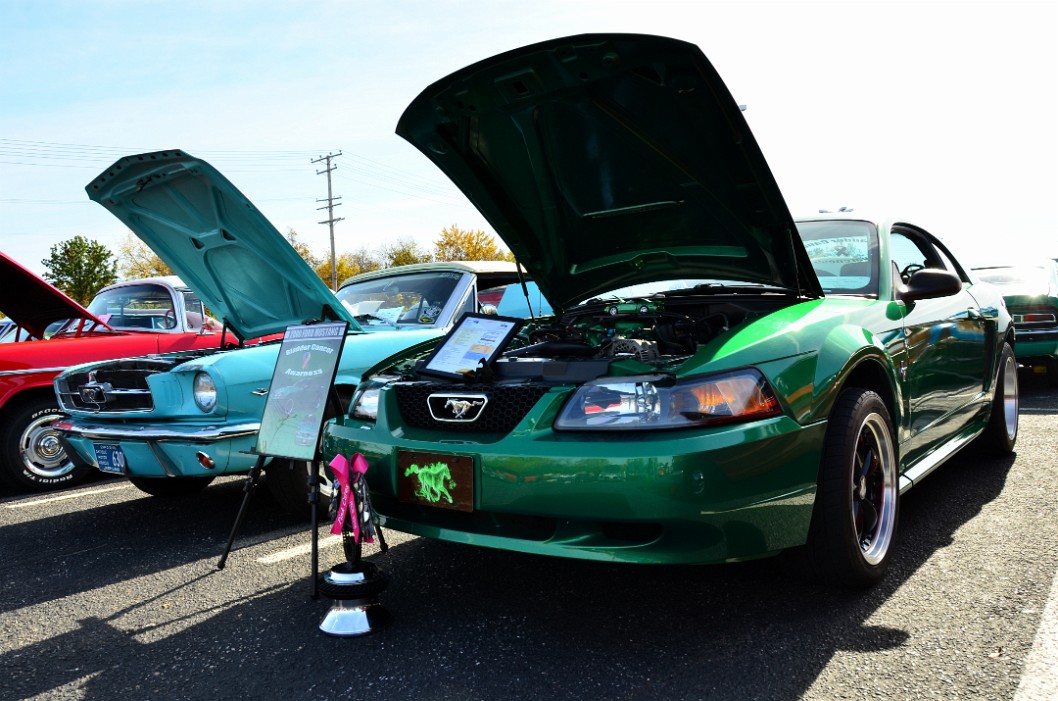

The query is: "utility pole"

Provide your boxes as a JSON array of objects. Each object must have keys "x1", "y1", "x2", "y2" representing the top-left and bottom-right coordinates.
[{"x1": 312, "y1": 151, "x2": 344, "y2": 290}]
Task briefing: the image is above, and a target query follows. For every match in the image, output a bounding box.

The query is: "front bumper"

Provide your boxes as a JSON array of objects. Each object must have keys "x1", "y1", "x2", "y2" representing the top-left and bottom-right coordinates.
[
  {"x1": 324, "y1": 412, "x2": 826, "y2": 565},
  {"x1": 54, "y1": 419, "x2": 261, "y2": 478}
]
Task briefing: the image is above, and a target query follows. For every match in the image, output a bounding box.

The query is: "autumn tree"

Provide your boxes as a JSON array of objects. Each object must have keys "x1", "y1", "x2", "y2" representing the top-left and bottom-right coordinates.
[
  {"x1": 315, "y1": 248, "x2": 381, "y2": 287},
  {"x1": 381, "y1": 236, "x2": 432, "y2": 268},
  {"x1": 285, "y1": 229, "x2": 321, "y2": 269},
  {"x1": 433, "y1": 225, "x2": 512, "y2": 262},
  {"x1": 41, "y1": 236, "x2": 118, "y2": 305},
  {"x1": 118, "y1": 232, "x2": 172, "y2": 279}
]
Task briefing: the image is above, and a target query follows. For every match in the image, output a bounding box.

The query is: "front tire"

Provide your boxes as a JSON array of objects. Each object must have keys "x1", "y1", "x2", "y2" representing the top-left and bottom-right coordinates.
[
  {"x1": 128, "y1": 475, "x2": 215, "y2": 497},
  {"x1": 806, "y1": 388, "x2": 899, "y2": 588},
  {"x1": 0, "y1": 396, "x2": 93, "y2": 491},
  {"x1": 267, "y1": 459, "x2": 334, "y2": 519}
]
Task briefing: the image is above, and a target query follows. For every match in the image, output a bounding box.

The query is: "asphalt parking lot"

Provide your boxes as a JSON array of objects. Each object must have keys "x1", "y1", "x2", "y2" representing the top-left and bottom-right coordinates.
[{"x1": 1, "y1": 375, "x2": 1056, "y2": 701}]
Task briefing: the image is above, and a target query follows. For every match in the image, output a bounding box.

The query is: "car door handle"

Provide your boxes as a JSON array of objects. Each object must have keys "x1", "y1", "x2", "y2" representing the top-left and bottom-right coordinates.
[{"x1": 967, "y1": 308, "x2": 984, "y2": 320}]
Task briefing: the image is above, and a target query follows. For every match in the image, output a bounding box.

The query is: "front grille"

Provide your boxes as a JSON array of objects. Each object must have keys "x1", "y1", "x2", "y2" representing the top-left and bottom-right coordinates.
[
  {"x1": 56, "y1": 358, "x2": 174, "y2": 412},
  {"x1": 393, "y1": 381, "x2": 550, "y2": 434}
]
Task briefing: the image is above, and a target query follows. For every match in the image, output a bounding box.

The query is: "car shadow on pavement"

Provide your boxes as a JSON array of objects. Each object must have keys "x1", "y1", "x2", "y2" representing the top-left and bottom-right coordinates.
[
  {"x1": 0, "y1": 475, "x2": 306, "y2": 616},
  {"x1": 1, "y1": 424, "x2": 1026, "y2": 700}
]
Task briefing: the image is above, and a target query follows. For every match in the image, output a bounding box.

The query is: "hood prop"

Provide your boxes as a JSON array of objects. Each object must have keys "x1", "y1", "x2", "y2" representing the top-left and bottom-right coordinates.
[{"x1": 515, "y1": 261, "x2": 535, "y2": 319}]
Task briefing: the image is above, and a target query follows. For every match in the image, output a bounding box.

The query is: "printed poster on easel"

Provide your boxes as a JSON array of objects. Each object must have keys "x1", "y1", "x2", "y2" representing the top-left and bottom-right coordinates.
[{"x1": 256, "y1": 321, "x2": 348, "y2": 460}]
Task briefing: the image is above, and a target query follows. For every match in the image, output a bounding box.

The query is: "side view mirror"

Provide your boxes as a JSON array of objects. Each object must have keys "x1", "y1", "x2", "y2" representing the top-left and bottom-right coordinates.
[{"x1": 898, "y1": 269, "x2": 963, "y2": 303}]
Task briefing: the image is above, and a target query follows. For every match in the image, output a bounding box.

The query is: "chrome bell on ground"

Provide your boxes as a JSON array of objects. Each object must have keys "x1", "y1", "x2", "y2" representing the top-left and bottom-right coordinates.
[{"x1": 318, "y1": 561, "x2": 390, "y2": 637}]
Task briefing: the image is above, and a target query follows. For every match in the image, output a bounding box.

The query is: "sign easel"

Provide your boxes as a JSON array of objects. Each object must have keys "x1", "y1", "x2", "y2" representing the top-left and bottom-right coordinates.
[{"x1": 217, "y1": 319, "x2": 349, "y2": 598}]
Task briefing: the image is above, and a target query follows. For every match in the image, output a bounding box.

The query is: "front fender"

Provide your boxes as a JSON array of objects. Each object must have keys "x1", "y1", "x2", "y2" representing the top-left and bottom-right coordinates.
[{"x1": 802, "y1": 323, "x2": 903, "y2": 426}]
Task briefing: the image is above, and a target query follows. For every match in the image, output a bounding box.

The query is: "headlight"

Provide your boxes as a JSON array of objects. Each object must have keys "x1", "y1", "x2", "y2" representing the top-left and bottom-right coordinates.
[
  {"x1": 554, "y1": 369, "x2": 781, "y2": 431},
  {"x1": 350, "y1": 375, "x2": 399, "y2": 421},
  {"x1": 193, "y1": 372, "x2": 218, "y2": 412}
]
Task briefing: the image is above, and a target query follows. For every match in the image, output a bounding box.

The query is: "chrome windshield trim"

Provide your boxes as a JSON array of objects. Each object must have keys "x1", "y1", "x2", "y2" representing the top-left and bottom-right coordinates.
[{"x1": 52, "y1": 420, "x2": 260, "y2": 443}]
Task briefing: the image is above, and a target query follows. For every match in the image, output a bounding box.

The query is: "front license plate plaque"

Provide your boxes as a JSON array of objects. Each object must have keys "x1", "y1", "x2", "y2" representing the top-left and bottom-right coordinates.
[
  {"x1": 397, "y1": 451, "x2": 473, "y2": 512},
  {"x1": 92, "y1": 443, "x2": 127, "y2": 475}
]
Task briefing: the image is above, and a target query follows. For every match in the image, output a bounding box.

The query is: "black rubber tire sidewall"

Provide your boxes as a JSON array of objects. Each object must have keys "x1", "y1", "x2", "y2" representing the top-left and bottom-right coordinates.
[
  {"x1": 266, "y1": 459, "x2": 333, "y2": 519},
  {"x1": 0, "y1": 397, "x2": 92, "y2": 491},
  {"x1": 806, "y1": 387, "x2": 898, "y2": 589}
]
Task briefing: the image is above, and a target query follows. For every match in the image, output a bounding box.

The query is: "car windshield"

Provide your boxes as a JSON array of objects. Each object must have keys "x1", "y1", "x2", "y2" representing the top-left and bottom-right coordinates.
[
  {"x1": 798, "y1": 220, "x2": 880, "y2": 297},
  {"x1": 86, "y1": 283, "x2": 178, "y2": 331},
  {"x1": 336, "y1": 271, "x2": 464, "y2": 328},
  {"x1": 974, "y1": 266, "x2": 1052, "y2": 292}
]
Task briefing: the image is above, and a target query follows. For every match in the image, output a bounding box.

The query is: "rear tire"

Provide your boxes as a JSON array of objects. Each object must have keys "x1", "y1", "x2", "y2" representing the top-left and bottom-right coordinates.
[
  {"x1": 978, "y1": 343, "x2": 1018, "y2": 454},
  {"x1": 128, "y1": 475, "x2": 215, "y2": 497},
  {"x1": 0, "y1": 396, "x2": 93, "y2": 492},
  {"x1": 806, "y1": 388, "x2": 899, "y2": 589}
]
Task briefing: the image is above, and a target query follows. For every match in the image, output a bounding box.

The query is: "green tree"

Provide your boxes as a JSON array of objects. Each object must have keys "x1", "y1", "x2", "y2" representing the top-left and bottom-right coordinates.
[
  {"x1": 433, "y1": 225, "x2": 512, "y2": 262},
  {"x1": 118, "y1": 232, "x2": 172, "y2": 279},
  {"x1": 41, "y1": 236, "x2": 118, "y2": 305},
  {"x1": 381, "y1": 236, "x2": 432, "y2": 268}
]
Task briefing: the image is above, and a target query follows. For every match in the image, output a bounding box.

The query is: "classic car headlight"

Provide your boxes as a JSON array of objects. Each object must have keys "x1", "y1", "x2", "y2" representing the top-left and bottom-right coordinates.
[
  {"x1": 193, "y1": 372, "x2": 218, "y2": 412},
  {"x1": 349, "y1": 375, "x2": 400, "y2": 421},
  {"x1": 554, "y1": 369, "x2": 782, "y2": 431}
]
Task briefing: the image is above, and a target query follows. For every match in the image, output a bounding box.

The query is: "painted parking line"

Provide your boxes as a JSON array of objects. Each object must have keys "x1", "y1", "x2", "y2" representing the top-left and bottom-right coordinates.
[
  {"x1": 1013, "y1": 565, "x2": 1058, "y2": 701},
  {"x1": 2, "y1": 484, "x2": 130, "y2": 509},
  {"x1": 256, "y1": 534, "x2": 342, "y2": 564}
]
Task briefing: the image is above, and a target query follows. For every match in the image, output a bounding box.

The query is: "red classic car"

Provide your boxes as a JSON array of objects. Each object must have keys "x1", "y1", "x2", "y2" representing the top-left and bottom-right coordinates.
[{"x1": 0, "y1": 251, "x2": 238, "y2": 491}]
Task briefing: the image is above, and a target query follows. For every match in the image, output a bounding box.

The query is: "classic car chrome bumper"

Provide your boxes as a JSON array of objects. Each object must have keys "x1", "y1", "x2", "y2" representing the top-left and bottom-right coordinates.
[{"x1": 52, "y1": 419, "x2": 261, "y2": 443}]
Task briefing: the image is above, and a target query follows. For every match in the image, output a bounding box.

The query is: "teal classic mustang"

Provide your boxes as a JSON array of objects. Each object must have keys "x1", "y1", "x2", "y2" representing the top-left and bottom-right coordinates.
[
  {"x1": 52, "y1": 151, "x2": 539, "y2": 511},
  {"x1": 322, "y1": 34, "x2": 1018, "y2": 588},
  {"x1": 973, "y1": 260, "x2": 1058, "y2": 384}
]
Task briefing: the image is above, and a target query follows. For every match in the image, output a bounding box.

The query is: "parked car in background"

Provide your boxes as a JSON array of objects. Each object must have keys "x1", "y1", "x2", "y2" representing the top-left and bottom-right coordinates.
[
  {"x1": 322, "y1": 33, "x2": 1018, "y2": 589},
  {"x1": 0, "y1": 250, "x2": 232, "y2": 491},
  {"x1": 973, "y1": 260, "x2": 1058, "y2": 383},
  {"x1": 54, "y1": 150, "x2": 545, "y2": 513}
]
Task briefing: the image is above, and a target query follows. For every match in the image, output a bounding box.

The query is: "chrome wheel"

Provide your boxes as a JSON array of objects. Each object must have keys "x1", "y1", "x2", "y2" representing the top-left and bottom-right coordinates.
[
  {"x1": 853, "y1": 412, "x2": 897, "y2": 565},
  {"x1": 1000, "y1": 352, "x2": 1018, "y2": 442},
  {"x1": 978, "y1": 343, "x2": 1018, "y2": 455},
  {"x1": 20, "y1": 412, "x2": 72, "y2": 479}
]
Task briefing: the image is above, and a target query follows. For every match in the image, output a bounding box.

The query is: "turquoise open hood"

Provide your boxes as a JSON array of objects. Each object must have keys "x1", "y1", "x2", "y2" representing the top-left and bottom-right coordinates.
[
  {"x1": 86, "y1": 151, "x2": 359, "y2": 340},
  {"x1": 397, "y1": 34, "x2": 823, "y2": 310}
]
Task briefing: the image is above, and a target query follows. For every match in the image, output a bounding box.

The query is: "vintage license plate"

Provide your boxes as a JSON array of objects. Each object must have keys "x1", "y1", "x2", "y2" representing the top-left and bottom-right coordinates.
[
  {"x1": 397, "y1": 450, "x2": 474, "y2": 512},
  {"x1": 92, "y1": 443, "x2": 128, "y2": 475}
]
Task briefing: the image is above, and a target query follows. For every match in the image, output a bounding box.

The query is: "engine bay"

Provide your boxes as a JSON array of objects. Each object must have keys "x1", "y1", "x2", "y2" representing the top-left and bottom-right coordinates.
[{"x1": 417, "y1": 294, "x2": 798, "y2": 385}]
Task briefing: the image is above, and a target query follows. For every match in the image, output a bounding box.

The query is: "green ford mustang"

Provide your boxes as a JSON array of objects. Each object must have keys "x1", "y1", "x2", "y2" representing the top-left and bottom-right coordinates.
[{"x1": 323, "y1": 33, "x2": 1018, "y2": 588}]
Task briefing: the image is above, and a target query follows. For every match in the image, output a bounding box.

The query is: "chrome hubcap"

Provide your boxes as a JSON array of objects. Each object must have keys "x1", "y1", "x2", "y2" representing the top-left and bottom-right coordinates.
[{"x1": 21, "y1": 414, "x2": 72, "y2": 478}]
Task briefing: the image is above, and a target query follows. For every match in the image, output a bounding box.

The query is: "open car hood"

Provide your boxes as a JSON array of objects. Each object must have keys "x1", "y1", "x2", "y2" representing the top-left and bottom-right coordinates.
[
  {"x1": 86, "y1": 150, "x2": 359, "y2": 340},
  {"x1": 397, "y1": 33, "x2": 823, "y2": 310},
  {"x1": 0, "y1": 251, "x2": 113, "y2": 338}
]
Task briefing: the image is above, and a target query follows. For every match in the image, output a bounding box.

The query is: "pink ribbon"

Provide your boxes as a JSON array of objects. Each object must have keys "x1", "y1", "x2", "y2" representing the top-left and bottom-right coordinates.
[{"x1": 329, "y1": 453, "x2": 372, "y2": 542}]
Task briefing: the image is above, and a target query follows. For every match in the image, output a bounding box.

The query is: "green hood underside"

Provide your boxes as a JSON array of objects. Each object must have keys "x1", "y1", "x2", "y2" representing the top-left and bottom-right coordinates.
[{"x1": 397, "y1": 33, "x2": 823, "y2": 310}]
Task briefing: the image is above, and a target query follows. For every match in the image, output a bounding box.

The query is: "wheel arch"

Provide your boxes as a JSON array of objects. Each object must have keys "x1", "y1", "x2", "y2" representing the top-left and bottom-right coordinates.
[
  {"x1": 836, "y1": 356, "x2": 899, "y2": 428},
  {"x1": 0, "y1": 385, "x2": 60, "y2": 423}
]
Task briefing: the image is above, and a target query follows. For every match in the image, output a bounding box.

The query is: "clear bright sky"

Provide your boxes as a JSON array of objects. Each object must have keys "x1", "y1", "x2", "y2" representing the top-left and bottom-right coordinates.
[{"x1": 2, "y1": 0, "x2": 1055, "y2": 278}]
